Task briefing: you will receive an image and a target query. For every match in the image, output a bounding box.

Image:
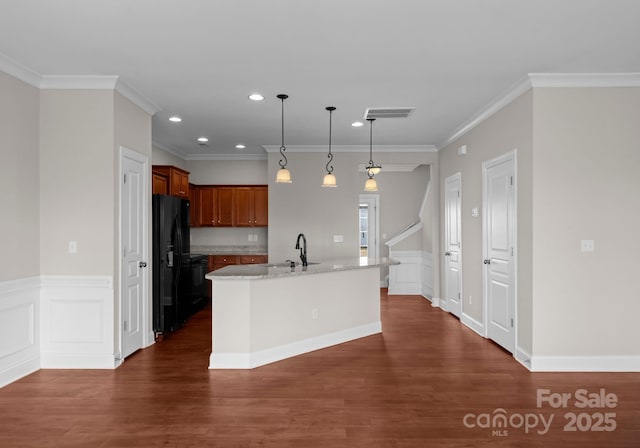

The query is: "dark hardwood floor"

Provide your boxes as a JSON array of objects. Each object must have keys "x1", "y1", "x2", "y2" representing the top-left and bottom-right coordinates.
[{"x1": 1, "y1": 291, "x2": 638, "y2": 447}]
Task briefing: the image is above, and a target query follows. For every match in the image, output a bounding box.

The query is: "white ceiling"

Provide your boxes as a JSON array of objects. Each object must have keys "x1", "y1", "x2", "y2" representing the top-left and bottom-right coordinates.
[{"x1": 1, "y1": 0, "x2": 639, "y2": 159}]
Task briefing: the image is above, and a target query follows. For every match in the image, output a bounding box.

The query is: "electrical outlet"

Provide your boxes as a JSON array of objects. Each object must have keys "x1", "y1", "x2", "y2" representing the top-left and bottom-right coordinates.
[
  {"x1": 333, "y1": 235, "x2": 343, "y2": 243},
  {"x1": 312, "y1": 308, "x2": 318, "y2": 320},
  {"x1": 469, "y1": 295, "x2": 472, "y2": 304},
  {"x1": 248, "y1": 234, "x2": 253, "y2": 242},
  {"x1": 68, "y1": 241, "x2": 77, "y2": 254},
  {"x1": 581, "y1": 240, "x2": 594, "y2": 252}
]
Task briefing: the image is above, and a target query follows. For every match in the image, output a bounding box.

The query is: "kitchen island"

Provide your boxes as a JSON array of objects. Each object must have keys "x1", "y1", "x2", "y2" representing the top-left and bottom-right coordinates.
[{"x1": 206, "y1": 257, "x2": 398, "y2": 369}]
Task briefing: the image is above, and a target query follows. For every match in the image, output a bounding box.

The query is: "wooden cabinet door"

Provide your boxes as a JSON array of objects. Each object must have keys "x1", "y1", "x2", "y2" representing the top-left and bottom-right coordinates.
[
  {"x1": 234, "y1": 187, "x2": 252, "y2": 227},
  {"x1": 198, "y1": 187, "x2": 215, "y2": 227},
  {"x1": 152, "y1": 173, "x2": 169, "y2": 195},
  {"x1": 179, "y1": 172, "x2": 190, "y2": 198},
  {"x1": 253, "y1": 186, "x2": 268, "y2": 226},
  {"x1": 215, "y1": 187, "x2": 234, "y2": 226}
]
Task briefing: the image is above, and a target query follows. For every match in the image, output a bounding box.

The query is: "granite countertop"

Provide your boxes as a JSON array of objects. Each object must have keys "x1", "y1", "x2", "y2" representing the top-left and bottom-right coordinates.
[
  {"x1": 190, "y1": 245, "x2": 268, "y2": 256},
  {"x1": 206, "y1": 257, "x2": 400, "y2": 280}
]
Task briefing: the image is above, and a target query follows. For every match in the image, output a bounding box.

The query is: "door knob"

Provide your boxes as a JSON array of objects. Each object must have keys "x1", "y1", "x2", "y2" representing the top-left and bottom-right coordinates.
[
  {"x1": 483, "y1": 259, "x2": 491, "y2": 264},
  {"x1": 139, "y1": 261, "x2": 148, "y2": 268}
]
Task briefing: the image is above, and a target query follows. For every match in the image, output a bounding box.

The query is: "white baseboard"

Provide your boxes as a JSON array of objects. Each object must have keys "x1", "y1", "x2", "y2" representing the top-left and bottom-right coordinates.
[
  {"x1": 461, "y1": 312, "x2": 485, "y2": 336},
  {"x1": 40, "y1": 276, "x2": 116, "y2": 369},
  {"x1": 0, "y1": 277, "x2": 41, "y2": 387},
  {"x1": 431, "y1": 297, "x2": 440, "y2": 307},
  {"x1": 516, "y1": 347, "x2": 532, "y2": 370},
  {"x1": 210, "y1": 321, "x2": 382, "y2": 369},
  {"x1": 530, "y1": 355, "x2": 640, "y2": 372}
]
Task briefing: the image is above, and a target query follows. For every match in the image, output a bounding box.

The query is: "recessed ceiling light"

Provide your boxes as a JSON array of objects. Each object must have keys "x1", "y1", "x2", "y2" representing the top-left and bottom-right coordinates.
[
  {"x1": 248, "y1": 93, "x2": 264, "y2": 101},
  {"x1": 169, "y1": 116, "x2": 182, "y2": 123},
  {"x1": 197, "y1": 137, "x2": 209, "y2": 143},
  {"x1": 235, "y1": 144, "x2": 246, "y2": 149},
  {"x1": 352, "y1": 121, "x2": 364, "y2": 127}
]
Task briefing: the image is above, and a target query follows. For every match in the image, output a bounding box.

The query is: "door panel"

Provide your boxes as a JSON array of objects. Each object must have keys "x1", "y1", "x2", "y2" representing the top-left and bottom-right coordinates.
[
  {"x1": 444, "y1": 173, "x2": 462, "y2": 317},
  {"x1": 483, "y1": 152, "x2": 516, "y2": 353},
  {"x1": 122, "y1": 149, "x2": 147, "y2": 359}
]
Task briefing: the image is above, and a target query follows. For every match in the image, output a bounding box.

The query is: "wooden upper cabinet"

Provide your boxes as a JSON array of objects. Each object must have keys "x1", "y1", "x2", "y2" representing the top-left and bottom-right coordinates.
[
  {"x1": 152, "y1": 172, "x2": 169, "y2": 195},
  {"x1": 215, "y1": 187, "x2": 235, "y2": 226},
  {"x1": 253, "y1": 186, "x2": 268, "y2": 226},
  {"x1": 187, "y1": 184, "x2": 268, "y2": 228},
  {"x1": 152, "y1": 166, "x2": 190, "y2": 198},
  {"x1": 198, "y1": 187, "x2": 216, "y2": 227},
  {"x1": 235, "y1": 186, "x2": 268, "y2": 227}
]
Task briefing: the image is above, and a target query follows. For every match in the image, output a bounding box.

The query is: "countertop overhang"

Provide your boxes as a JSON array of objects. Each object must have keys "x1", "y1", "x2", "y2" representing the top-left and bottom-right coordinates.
[{"x1": 206, "y1": 257, "x2": 399, "y2": 280}]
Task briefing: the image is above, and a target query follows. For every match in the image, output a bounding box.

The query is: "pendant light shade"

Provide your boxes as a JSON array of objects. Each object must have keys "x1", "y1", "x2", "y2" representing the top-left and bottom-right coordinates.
[
  {"x1": 275, "y1": 94, "x2": 292, "y2": 183},
  {"x1": 364, "y1": 118, "x2": 381, "y2": 190},
  {"x1": 322, "y1": 106, "x2": 338, "y2": 188},
  {"x1": 364, "y1": 177, "x2": 378, "y2": 192}
]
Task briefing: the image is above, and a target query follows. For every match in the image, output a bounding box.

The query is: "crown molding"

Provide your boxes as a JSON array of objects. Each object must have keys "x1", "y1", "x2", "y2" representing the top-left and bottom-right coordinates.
[
  {"x1": 357, "y1": 163, "x2": 421, "y2": 173},
  {"x1": 184, "y1": 153, "x2": 268, "y2": 161},
  {"x1": 262, "y1": 144, "x2": 436, "y2": 153},
  {"x1": 438, "y1": 72, "x2": 640, "y2": 150},
  {"x1": 1, "y1": 52, "x2": 161, "y2": 115},
  {"x1": 529, "y1": 72, "x2": 640, "y2": 87},
  {"x1": 0, "y1": 52, "x2": 42, "y2": 88},
  {"x1": 114, "y1": 79, "x2": 161, "y2": 115},
  {"x1": 438, "y1": 75, "x2": 532, "y2": 150},
  {"x1": 39, "y1": 74, "x2": 118, "y2": 89}
]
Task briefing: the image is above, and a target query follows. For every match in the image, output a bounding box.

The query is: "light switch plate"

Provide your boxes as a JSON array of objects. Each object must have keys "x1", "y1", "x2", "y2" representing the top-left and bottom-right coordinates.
[
  {"x1": 68, "y1": 241, "x2": 77, "y2": 254},
  {"x1": 581, "y1": 240, "x2": 594, "y2": 252}
]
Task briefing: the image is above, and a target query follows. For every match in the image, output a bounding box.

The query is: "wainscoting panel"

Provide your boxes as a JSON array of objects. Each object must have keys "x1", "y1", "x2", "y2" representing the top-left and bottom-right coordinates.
[
  {"x1": 0, "y1": 277, "x2": 40, "y2": 387},
  {"x1": 421, "y1": 251, "x2": 433, "y2": 298},
  {"x1": 388, "y1": 250, "x2": 422, "y2": 295},
  {"x1": 40, "y1": 276, "x2": 117, "y2": 369}
]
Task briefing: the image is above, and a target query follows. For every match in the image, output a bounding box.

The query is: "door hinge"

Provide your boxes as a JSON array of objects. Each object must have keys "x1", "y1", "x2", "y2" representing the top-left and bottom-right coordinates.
[
  {"x1": 458, "y1": 191, "x2": 460, "y2": 197},
  {"x1": 509, "y1": 176, "x2": 513, "y2": 186},
  {"x1": 511, "y1": 318, "x2": 514, "y2": 328},
  {"x1": 458, "y1": 292, "x2": 461, "y2": 301},
  {"x1": 123, "y1": 320, "x2": 128, "y2": 331},
  {"x1": 124, "y1": 173, "x2": 127, "y2": 184},
  {"x1": 511, "y1": 247, "x2": 514, "y2": 256}
]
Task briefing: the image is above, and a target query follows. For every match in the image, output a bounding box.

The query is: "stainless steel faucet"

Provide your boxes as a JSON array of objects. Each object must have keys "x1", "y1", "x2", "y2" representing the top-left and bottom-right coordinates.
[{"x1": 295, "y1": 233, "x2": 307, "y2": 267}]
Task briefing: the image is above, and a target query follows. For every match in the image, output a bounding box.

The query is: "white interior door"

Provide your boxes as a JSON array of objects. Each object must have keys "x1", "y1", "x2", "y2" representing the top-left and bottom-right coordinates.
[
  {"x1": 121, "y1": 147, "x2": 148, "y2": 359},
  {"x1": 444, "y1": 173, "x2": 462, "y2": 317},
  {"x1": 483, "y1": 151, "x2": 516, "y2": 353}
]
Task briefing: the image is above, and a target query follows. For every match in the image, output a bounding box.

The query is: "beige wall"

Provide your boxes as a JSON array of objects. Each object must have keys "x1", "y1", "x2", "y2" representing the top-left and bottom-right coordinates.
[
  {"x1": 39, "y1": 90, "x2": 115, "y2": 276},
  {"x1": 439, "y1": 90, "x2": 534, "y2": 353},
  {"x1": 267, "y1": 150, "x2": 437, "y2": 269},
  {"x1": 185, "y1": 159, "x2": 268, "y2": 185},
  {"x1": 0, "y1": 72, "x2": 40, "y2": 282},
  {"x1": 151, "y1": 146, "x2": 187, "y2": 169},
  {"x1": 532, "y1": 87, "x2": 640, "y2": 356}
]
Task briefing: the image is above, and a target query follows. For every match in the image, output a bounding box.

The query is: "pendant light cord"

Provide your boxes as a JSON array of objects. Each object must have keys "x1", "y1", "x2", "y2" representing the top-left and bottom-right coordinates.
[
  {"x1": 278, "y1": 94, "x2": 288, "y2": 169},
  {"x1": 367, "y1": 118, "x2": 375, "y2": 178},
  {"x1": 326, "y1": 106, "x2": 335, "y2": 174}
]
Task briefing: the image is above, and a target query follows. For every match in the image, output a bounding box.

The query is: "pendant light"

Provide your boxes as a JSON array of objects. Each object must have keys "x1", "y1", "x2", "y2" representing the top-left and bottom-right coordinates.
[
  {"x1": 364, "y1": 118, "x2": 381, "y2": 191},
  {"x1": 275, "y1": 94, "x2": 292, "y2": 183},
  {"x1": 322, "y1": 106, "x2": 337, "y2": 188}
]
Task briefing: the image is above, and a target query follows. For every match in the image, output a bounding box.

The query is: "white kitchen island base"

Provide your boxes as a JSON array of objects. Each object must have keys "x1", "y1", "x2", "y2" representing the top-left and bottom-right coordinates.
[{"x1": 207, "y1": 260, "x2": 391, "y2": 369}]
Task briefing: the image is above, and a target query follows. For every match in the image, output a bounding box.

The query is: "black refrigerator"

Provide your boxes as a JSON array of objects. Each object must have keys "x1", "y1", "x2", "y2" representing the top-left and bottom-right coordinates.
[{"x1": 152, "y1": 194, "x2": 191, "y2": 336}]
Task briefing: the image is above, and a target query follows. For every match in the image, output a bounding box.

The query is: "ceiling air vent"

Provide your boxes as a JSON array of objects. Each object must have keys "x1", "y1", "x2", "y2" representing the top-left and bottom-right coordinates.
[{"x1": 364, "y1": 107, "x2": 415, "y2": 119}]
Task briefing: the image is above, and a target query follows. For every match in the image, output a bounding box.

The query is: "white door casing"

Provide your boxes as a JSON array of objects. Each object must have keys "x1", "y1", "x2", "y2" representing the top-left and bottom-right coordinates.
[
  {"x1": 483, "y1": 150, "x2": 517, "y2": 353},
  {"x1": 120, "y1": 147, "x2": 149, "y2": 359},
  {"x1": 444, "y1": 173, "x2": 462, "y2": 317}
]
